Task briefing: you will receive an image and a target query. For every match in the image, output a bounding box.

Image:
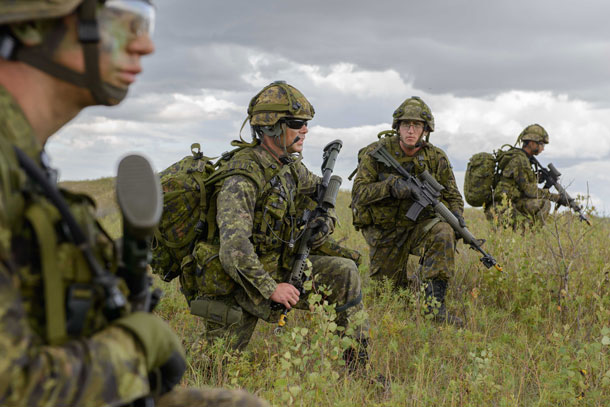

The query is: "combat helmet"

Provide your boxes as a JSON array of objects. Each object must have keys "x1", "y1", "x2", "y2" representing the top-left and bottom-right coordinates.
[
  {"x1": 0, "y1": 0, "x2": 83, "y2": 23},
  {"x1": 392, "y1": 96, "x2": 435, "y2": 131},
  {"x1": 248, "y1": 80, "x2": 315, "y2": 127},
  {"x1": 517, "y1": 124, "x2": 549, "y2": 145},
  {"x1": 0, "y1": 0, "x2": 155, "y2": 106}
]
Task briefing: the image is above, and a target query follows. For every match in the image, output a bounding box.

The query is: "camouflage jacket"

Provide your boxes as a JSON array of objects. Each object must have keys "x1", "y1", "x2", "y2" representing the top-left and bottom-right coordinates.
[
  {"x1": 0, "y1": 86, "x2": 151, "y2": 406},
  {"x1": 351, "y1": 135, "x2": 463, "y2": 229},
  {"x1": 214, "y1": 145, "x2": 332, "y2": 309},
  {"x1": 494, "y1": 147, "x2": 556, "y2": 203}
]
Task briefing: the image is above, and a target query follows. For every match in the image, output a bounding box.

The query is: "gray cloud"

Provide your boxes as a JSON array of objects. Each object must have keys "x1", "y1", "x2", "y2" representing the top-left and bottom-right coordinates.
[{"x1": 149, "y1": 0, "x2": 610, "y2": 103}]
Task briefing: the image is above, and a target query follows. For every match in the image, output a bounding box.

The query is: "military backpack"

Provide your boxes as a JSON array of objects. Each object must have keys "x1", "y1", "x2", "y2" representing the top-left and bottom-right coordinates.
[
  {"x1": 464, "y1": 145, "x2": 516, "y2": 207},
  {"x1": 150, "y1": 143, "x2": 218, "y2": 282},
  {"x1": 464, "y1": 152, "x2": 497, "y2": 207}
]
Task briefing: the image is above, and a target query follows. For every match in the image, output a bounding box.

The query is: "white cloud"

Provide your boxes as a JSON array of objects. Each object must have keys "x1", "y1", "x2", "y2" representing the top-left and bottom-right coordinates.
[
  {"x1": 299, "y1": 63, "x2": 412, "y2": 99},
  {"x1": 430, "y1": 91, "x2": 610, "y2": 162},
  {"x1": 158, "y1": 94, "x2": 241, "y2": 120}
]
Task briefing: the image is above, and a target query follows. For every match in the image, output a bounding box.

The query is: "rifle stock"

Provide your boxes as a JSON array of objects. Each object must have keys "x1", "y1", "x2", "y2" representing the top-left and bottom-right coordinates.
[{"x1": 116, "y1": 154, "x2": 164, "y2": 312}]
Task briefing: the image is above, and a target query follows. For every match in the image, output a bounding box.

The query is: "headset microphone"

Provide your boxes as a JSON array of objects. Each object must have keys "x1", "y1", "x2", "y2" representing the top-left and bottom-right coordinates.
[{"x1": 288, "y1": 136, "x2": 301, "y2": 147}]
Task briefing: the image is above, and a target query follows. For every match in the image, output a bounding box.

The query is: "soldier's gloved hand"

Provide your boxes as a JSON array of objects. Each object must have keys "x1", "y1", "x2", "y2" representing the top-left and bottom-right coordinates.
[
  {"x1": 451, "y1": 210, "x2": 467, "y2": 228},
  {"x1": 389, "y1": 176, "x2": 412, "y2": 200},
  {"x1": 555, "y1": 193, "x2": 572, "y2": 207},
  {"x1": 114, "y1": 312, "x2": 186, "y2": 395},
  {"x1": 308, "y1": 215, "x2": 335, "y2": 248}
]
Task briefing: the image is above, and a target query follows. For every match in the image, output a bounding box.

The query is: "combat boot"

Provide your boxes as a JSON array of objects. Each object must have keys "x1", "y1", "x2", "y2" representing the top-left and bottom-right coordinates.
[
  {"x1": 424, "y1": 279, "x2": 464, "y2": 327},
  {"x1": 343, "y1": 339, "x2": 370, "y2": 373},
  {"x1": 343, "y1": 339, "x2": 390, "y2": 392}
]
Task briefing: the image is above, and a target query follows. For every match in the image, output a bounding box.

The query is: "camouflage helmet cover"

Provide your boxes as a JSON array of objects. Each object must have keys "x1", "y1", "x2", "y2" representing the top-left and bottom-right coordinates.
[
  {"x1": 0, "y1": 0, "x2": 83, "y2": 24},
  {"x1": 248, "y1": 81, "x2": 315, "y2": 126},
  {"x1": 519, "y1": 123, "x2": 549, "y2": 144},
  {"x1": 392, "y1": 96, "x2": 435, "y2": 131}
]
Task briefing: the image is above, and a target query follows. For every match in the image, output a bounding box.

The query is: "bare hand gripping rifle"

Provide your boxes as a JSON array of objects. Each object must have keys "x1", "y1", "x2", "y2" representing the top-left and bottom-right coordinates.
[
  {"x1": 370, "y1": 145, "x2": 503, "y2": 272},
  {"x1": 273, "y1": 139, "x2": 343, "y2": 334},
  {"x1": 529, "y1": 156, "x2": 591, "y2": 226}
]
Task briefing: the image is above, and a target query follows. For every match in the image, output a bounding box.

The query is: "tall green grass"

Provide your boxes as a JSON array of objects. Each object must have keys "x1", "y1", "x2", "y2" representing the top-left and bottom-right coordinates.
[{"x1": 63, "y1": 180, "x2": 610, "y2": 406}]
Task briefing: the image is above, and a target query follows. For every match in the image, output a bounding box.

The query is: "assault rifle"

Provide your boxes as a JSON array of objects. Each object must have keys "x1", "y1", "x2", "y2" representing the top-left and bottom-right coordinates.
[
  {"x1": 529, "y1": 156, "x2": 591, "y2": 226},
  {"x1": 273, "y1": 139, "x2": 343, "y2": 334},
  {"x1": 370, "y1": 145, "x2": 503, "y2": 272}
]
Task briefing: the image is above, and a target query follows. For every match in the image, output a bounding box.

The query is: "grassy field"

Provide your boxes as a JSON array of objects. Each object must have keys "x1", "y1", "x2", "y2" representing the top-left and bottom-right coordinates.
[{"x1": 63, "y1": 179, "x2": 610, "y2": 406}]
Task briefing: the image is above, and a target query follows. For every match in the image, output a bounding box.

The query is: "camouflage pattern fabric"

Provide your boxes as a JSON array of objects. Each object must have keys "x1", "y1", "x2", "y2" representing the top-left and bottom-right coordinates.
[
  {"x1": 361, "y1": 220, "x2": 456, "y2": 285},
  {"x1": 0, "y1": 85, "x2": 152, "y2": 405},
  {"x1": 191, "y1": 145, "x2": 368, "y2": 349},
  {"x1": 351, "y1": 135, "x2": 462, "y2": 285},
  {"x1": 487, "y1": 147, "x2": 559, "y2": 226},
  {"x1": 198, "y1": 255, "x2": 368, "y2": 351},
  {"x1": 158, "y1": 387, "x2": 269, "y2": 407},
  {"x1": 0, "y1": 85, "x2": 266, "y2": 407},
  {"x1": 248, "y1": 82, "x2": 314, "y2": 126}
]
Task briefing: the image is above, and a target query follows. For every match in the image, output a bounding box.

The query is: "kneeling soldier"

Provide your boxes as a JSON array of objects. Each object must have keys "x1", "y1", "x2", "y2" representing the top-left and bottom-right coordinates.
[{"x1": 351, "y1": 96, "x2": 464, "y2": 326}]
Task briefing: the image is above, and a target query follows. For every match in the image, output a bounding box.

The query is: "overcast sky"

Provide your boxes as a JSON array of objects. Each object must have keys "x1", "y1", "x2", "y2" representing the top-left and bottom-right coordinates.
[{"x1": 48, "y1": 0, "x2": 610, "y2": 214}]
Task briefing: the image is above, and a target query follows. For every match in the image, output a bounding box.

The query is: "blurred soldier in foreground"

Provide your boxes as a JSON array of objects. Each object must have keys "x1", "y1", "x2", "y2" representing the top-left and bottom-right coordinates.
[
  {"x1": 486, "y1": 124, "x2": 568, "y2": 227},
  {"x1": 0, "y1": 0, "x2": 266, "y2": 406},
  {"x1": 351, "y1": 97, "x2": 464, "y2": 326},
  {"x1": 182, "y1": 81, "x2": 373, "y2": 371}
]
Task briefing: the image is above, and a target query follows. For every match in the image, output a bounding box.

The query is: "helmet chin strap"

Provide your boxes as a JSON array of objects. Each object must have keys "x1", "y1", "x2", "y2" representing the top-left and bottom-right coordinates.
[{"x1": 14, "y1": 0, "x2": 127, "y2": 105}]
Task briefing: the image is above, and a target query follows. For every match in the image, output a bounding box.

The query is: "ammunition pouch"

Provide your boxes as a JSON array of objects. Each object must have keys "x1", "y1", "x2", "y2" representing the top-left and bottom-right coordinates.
[
  {"x1": 179, "y1": 241, "x2": 236, "y2": 303},
  {"x1": 190, "y1": 297, "x2": 243, "y2": 328}
]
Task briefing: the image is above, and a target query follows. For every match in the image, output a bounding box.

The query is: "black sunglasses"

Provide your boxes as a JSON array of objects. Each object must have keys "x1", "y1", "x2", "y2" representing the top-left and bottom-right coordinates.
[{"x1": 283, "y1": 118, "x2": 308, "y2": 129}]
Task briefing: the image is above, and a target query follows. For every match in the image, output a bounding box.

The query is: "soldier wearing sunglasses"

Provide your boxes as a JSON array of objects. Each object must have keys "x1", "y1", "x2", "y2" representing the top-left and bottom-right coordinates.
[
  {"x1": 351, "y1": 96, "x2": 465, "y2": 327},
  {"x1": 190, "y1": 81, "x2": 374, "y2": 372},
  {"x1": 0, "y1": 0, "x2": 267, "y2": 405}
]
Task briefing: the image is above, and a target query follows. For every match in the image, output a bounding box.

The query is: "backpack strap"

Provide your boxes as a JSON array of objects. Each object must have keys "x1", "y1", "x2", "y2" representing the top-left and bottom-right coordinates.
[
  {"x1": 25, "y1": 201, "x2": 67, "y2": 344},
  {"x1": 202, "y1": 149, "x2": 299, "y2": 242}
]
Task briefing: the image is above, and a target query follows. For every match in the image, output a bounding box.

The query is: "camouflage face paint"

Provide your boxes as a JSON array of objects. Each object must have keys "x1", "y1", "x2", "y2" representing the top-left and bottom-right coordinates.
[{"x1": 98, "y1": 0, "x2": 155, "y2": 56}]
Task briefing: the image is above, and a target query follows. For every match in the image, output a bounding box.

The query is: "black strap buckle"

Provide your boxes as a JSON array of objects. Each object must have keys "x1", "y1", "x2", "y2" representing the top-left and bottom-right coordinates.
[{"x1": 78, "y1": 19, "x2": 100, "y2": 43}]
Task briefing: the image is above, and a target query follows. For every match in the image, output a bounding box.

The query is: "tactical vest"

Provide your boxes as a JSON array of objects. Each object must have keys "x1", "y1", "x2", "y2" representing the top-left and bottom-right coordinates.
[
  {"x1": 179, "y1": 145, "x2": 302, "y2": 301},
  {"x1": 494, "y1": 147, "x2": 536, "y2": 202},
  {"x1": 353, "y1": 136, "x2": 443, "y2": 229},
  {"x1": 0, "y1": 138, "x2": 122, "y2": 346}
]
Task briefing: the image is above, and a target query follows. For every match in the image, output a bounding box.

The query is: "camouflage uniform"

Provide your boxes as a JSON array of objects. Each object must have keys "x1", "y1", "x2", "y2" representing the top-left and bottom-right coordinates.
[
  {"x1": 0, "y1": 86, "x2": 268, "y2": 407},
  {"x1": 0, "y1": 0, "x2": 267, "y2": 403},
  {"x1": 485, "y1": 124, "x2": 561, "y2": 227},
  {"x1": 352, "y1": 135, "x2": 463, "y2": 286},
  {"x1": 187, "y1": 144, "x2": 368, "y2": 350}
]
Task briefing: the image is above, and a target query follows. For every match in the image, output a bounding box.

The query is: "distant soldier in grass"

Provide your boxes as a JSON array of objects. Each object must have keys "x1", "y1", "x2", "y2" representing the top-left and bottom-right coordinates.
[
  {"x1": 351, "y1": 96, "x2": 464, "y2": 326},
  {"x1": 183, "y1": 81, "x2": 374, "y2": 371},
  {"x1": 0, "y1": 0, "x2": 266, "y2": 405},
  {"x1": 485, "y1": 124, "x2": 568, "y2": 227}
]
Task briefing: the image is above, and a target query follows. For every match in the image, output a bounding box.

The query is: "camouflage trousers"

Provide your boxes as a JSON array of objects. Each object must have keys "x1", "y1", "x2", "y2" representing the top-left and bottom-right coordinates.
[
  {"x1": 361, "y1": 219, "x2": 456, "y2": 287},
  {"x1": 198, "y1": 255, "x2": 369, "y2": 351},
  {"x1": 485, "y1": 198, "x2": 551, "y2": 228},
  {"x1": 158, "y1": 387, "x2": 269, "y2": 407}
]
